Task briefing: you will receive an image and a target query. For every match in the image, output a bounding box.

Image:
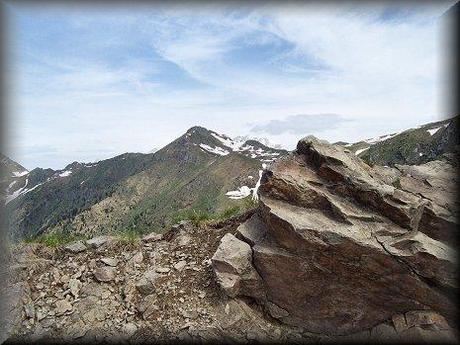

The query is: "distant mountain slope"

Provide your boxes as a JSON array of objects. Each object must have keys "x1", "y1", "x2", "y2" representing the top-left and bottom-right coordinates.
[
  {"x1": 338, "y1": 116, "x2": 458, "y2": 166},
  {"x1": 6, "y1": 127, "x2": 286, "y2": 240},
  {"x1": 0, "y1": 154, "x2": 29, "y2": 201}
]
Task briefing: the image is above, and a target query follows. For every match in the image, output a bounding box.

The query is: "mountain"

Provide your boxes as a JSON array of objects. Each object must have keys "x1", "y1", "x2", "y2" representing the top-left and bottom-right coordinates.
[
  {"x1": 4, "y1": 134, "x2": 457, "y2": 344},
  {"x1": 5, "y1": 127, "x2": 286, "y2": 240},
  {"x1": 337, "y1": 116, "x2": 458, "y2": 166},
  {"x1": 0, "y1": 154, "x2": 30, "y2": 201},
  {"x1": 233, "y1": 135, "x2": 283, "y2": 150}
]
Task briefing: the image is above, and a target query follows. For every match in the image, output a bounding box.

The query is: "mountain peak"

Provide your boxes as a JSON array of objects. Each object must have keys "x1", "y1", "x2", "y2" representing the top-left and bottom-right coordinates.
[{"x1": 180, "y1": 126, "x2": 287, "y2": 162}]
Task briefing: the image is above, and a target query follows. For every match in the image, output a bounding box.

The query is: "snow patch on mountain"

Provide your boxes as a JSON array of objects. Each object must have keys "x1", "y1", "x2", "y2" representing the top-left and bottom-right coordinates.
[
  {"x1": 226, "y1": 186, "x2": 252, "y2": 199},
  {"x1": 12, "y1": 170, "x2": 29, "y2": 177},
  {"x1": 59, "y1": 170, "x2": 72, "y2": 177},
  {"x1": 364, "y1": 132, "x2": 399, "y2": 145},
  {"x1": 226, "y1": 163, "x2": 267, "y2": 201},
  {"x1": 5, "y1": 179, "x2": 29, "y2": 204},
  {"x1": 199, "y1": 144, "x2": 229, "y2": 156},
  {"x1": 233, "y1": 135, "x2": 283, "y2": 150},
  {"x1": 355, "y1": 147, "x2": 369, "y2": 156},
  {"x1": 427, "y1": 127, "x2": 441, "y2": 136},
  {"x1": 211, "y1": 133, "x2": 241, "y2": 151},
  {"x1": 209, "y1": 131, "x2": 283, "y2": 163}
]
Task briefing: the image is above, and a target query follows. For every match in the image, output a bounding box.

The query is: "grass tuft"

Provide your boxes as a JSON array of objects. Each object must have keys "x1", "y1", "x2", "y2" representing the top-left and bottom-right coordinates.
[{"x1": 24, "y1": 232, "x2": 85, "y2": 247}]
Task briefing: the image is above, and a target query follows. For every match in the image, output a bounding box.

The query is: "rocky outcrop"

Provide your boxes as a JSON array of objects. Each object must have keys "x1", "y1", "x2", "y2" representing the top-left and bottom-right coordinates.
[{"x1": 213, "y1": 136, "x2": 458, "y2": 337}]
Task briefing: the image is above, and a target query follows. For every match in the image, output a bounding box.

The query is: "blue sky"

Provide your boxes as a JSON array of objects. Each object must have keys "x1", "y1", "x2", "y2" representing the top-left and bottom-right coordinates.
[{"x1": 4, "y1": 1, "x2": 456, "y2": 169}]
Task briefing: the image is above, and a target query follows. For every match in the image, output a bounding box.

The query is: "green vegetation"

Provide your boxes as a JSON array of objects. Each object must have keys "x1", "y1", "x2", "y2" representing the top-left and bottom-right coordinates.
[
  {"x1": 171, "y1": 197, "x2": 258, "y2": 228},
  {"x1": 242, "y1": 196, "x2": 258, "y2": 211},
  {"x1": 114, "y1": 228, "x2": 141, "y2": 245},
  {"x1": 24, "y1": 232, "x2": 86, "y2": 247},
  {"x1": 172, "y1": 209, "x2": 212, "y2": 227}
]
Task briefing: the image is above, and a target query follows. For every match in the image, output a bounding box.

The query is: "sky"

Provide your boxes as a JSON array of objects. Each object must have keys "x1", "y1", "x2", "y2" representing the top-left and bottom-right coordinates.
[{"x1": 3, "y1": 1, "x2": 457, "y2": 170}]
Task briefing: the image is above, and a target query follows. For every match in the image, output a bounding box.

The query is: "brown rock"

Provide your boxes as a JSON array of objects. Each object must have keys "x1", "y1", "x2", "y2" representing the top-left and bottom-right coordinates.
[
  {"x1": 405, "y1": 310, "x2": 451, "y2": 330},
  {"x1": 211, "y1": 136, "x2": 458, "y2": 336},
  {"x1": 93, "y1": 267, "x2": 116, "y2": 282},
  {"x1": 391, "y1": 314, "x2": 408, "y2": 333},
  {"x1": 135, "y1": 270, "x2": 159, "y2": 295}
]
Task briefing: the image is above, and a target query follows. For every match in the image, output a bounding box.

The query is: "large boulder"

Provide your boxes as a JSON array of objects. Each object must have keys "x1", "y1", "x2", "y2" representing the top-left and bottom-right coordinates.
[{"x1": 213, "y1": 136, "x2": 458, "y2": 336}]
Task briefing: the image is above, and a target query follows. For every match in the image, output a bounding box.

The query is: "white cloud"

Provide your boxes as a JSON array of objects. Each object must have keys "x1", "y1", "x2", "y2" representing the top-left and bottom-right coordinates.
[{"x1": 5, "y1": 1, "x2": 456, "y2": 169}]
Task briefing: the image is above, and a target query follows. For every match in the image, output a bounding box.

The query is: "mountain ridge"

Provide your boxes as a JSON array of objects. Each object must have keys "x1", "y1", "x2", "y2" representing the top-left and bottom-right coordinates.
[
  {"x1": 336, "y1": 115, "x2": 458, "y2": 166},
  {"x1": 3, "y1": 127, "x2": 286, "y2": 240}
]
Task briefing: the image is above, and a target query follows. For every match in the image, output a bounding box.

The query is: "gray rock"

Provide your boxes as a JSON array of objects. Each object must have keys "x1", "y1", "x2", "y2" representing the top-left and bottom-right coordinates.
[
  {"x1": 142, "y1": 232, "x2": 163, "y2": 243},
  {"x1": 24, "y1": 303, "x2": 35, "y2": 319},
  {"x1": 155, "y1": 267, "x2": 170, "y2": 274},
  {"x1": 174, "y1": 260, "x2": 187, "y2": 271},
  {"x1": 211, "y1": 233, "x2": 264, "y2": 299},
  {"x1": 64, "y1": 241, "x2": 87, "y2": 253},
  {"x1": 122, "y1": 322, "x2": 137, "y2": 336},
  {"x1": 68, "y1": 278, "x2": 82, "y2": 297},
  {"x1": 100, "y1": 258, "x2": 118, "y2": 267},
  {"x1": 86, "y1": 235, "x2": 113, "y2": 249},
  {"x1": 55, "y1": 299, "x2": 72, "y2": 315}
]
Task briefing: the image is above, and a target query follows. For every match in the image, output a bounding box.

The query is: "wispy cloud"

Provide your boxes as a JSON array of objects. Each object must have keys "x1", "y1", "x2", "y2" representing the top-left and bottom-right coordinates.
[
  {"x1": 5, "y1": 1, "x2": 456, "y2": 169},
  {"x1": 250, "y1": 114, "x2": 352, "y2": 135}
]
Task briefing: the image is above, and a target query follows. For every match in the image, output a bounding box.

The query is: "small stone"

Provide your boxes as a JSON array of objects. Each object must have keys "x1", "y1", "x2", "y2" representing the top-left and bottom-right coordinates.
[
  {"x1": 198, "y1": 292, "x2": 206, "y2": 299},
  {"x1": 60, "y1": 274, "x2": 70, "y2": 284},
  {"x1": 122, "y1": 322, "x2": 137, "y2": 336},
  {"x1": 142, "y1": 232, "x2": 163, "y2": 243},
  {"x1": 180, "y1": 322, "x2": 193, "y2": 330},
  {"x1": 65, "y1": 241, "x2": 87, "y2": 253},
  {"x1": 86, "y1": 235, "x2": 113, "y2": 249},
  {"x1": 36, "y1": 309, "x2": 47, "y2": 321},
  {"x1": 55, "y1": 299, "x2": 72, "y2": 315},
  {"x1": 155, "y1": 267, "x2": 170, "y2": 274},
  {"x1": 68, "y1": 278, "x2": 82, "y2": 297},
  {"x1": 24, "y1": 303, "x2": 35, "y2": 319},
  {"x1": 94, "y1": 267, "x2": 116, "y2": 282},
  {"x1": 36, "y1": 282, "x2": 44, "y2": 290},
  {"x1": 41, "y1": 317, "x2": 55, "y2": 328},
  {"x1": 131, "y1": 252, "x2": 143, "y2": 264},
  {"x1": 182, "y1": 309, "x2": 199, "y2": 320},
  {"x1": 174, "y1": 260, "x2": 187, "y2": 271},
  {"x1": 100, "y1": 258, "x2": 119, "y2": 267}
]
